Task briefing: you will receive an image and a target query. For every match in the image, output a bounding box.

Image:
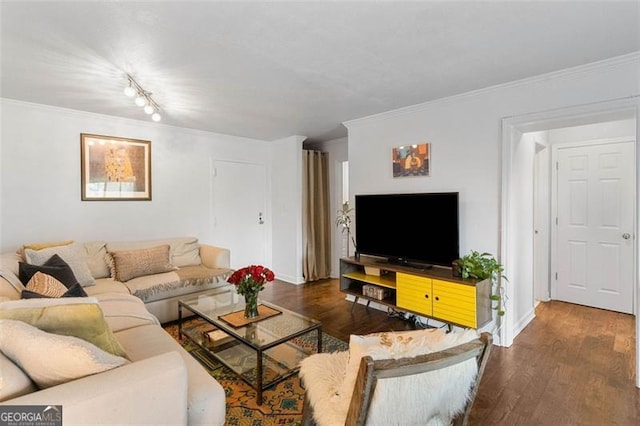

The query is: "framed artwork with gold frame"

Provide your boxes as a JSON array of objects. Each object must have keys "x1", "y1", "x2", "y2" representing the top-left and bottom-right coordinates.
[
  {"x1": 80, "y1": 133, "x2": 151, "y2": 201},
  {"x1": 392, "y1": 142, "x2": 430, "y2": 177}
]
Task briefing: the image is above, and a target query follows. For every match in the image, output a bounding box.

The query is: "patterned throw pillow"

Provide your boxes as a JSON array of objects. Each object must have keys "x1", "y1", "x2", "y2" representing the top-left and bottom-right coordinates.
[
  {"x1": 20, "y1": 271, "x2": 88, "y2": 299},
  {"x1": 0, "y1": 320, "x2": 128, "y2": 389},
  {"x1": 24, "y1": 272, "x2": 68, "y2": 297},
  {"x1": 108, "y1": 245, "x2": 176, "y2": 282},
  {"x1": 18, "y1": 254, "x2": 79, "y2": 288}
]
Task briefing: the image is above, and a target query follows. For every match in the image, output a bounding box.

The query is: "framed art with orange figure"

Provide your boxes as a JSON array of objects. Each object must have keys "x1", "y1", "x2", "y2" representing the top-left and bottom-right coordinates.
[{"x1": 80, "y1": 133, "x2": 151, "y2": 201}]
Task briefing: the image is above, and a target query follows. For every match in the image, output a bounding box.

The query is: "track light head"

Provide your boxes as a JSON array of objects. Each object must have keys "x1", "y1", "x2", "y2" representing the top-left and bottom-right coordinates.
[
  {"x1": 124, "y1": 74, "x2": 163, "y2": 123},
  {"x1": 124, "y1": 86, "x2": 136, "y2": 97}
]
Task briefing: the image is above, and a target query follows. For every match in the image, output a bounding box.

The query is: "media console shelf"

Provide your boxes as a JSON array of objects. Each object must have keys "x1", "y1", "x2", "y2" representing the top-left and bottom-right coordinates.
[{"x1": 340, "y1": 256, "x2": 492, "y2": 329}]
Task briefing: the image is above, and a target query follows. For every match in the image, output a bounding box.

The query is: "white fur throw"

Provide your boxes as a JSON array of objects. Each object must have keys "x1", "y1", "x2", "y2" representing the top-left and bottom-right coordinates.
[{"x1": 299, "y1": 328, "x2": 480, "y2": 426}]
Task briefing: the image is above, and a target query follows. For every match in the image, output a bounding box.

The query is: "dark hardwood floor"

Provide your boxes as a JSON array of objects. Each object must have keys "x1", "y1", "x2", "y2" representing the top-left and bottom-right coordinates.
[{"x1": 260, "y1": 278, "x2": 640, "y2": 426}]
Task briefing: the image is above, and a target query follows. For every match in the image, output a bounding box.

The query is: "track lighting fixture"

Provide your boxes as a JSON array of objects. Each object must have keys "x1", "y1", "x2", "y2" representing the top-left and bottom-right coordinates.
[{"x1": 124, "y1": 74, "x2": 162, "y2": 122}]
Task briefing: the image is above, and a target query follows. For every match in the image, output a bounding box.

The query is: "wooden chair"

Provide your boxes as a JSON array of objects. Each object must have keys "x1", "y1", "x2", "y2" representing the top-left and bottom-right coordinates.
[{"x1": 301, "y1": 332, "x2": 492, "y2": 426}]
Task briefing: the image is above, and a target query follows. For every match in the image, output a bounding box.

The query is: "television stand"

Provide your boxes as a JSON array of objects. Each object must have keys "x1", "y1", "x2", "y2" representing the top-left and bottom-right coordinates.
[{"x1": 339, "y1": 257, "x2": 492, "y2": 329}]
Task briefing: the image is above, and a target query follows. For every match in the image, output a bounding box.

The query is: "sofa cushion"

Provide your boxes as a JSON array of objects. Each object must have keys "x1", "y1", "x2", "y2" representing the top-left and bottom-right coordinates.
[
  {"x1": 122, "y1": 265, "x2": 233, "y2": 303},
  {"x1": 93, "y1": 292, "x2": 160, "y2": 332},
  {"x1": 115, "y1": 324, "x2": 226, "y2": 426},
  {"x1": 18, "y1": 254, "x2": 79, "y2": 288},
  {"x1": 0, "y1": 350, "x2": 37, "y2": 401},
  {"x1": 0, "y1": 252, "x2": 25, "y2": 298},
  {"x1": 15, "y1": 240, "x2": 74, "y2": 260},
  {"x1": 106, "y1": 237, "x2": 202, "y2": 268},
  {"x1": 84, "y1": 241, "x2": 110, "y2": 279},
  {"x1": 83, "y1": 278, "x2": 131, "y2": 296},
  {"x1": 0, "y1": 297, "x2": 127, "y2": 357},
  {"x1": 24, "y1": 243, "x2": 95, "y2": 287},
  {"x1": 21, "y1": 240, "x2": 74, "y2": 253},
  {"x1": 0, "y1": 319, "x2": 128, "y2": 389},
  {"x1": 108, "y1": 245, "x2": 176, "y2": 282}
]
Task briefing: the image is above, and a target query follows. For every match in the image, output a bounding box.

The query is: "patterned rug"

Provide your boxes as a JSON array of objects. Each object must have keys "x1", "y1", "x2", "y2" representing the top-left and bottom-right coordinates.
[{"x1": 164, "y1": 318, "x2": 348, "y2": 425}]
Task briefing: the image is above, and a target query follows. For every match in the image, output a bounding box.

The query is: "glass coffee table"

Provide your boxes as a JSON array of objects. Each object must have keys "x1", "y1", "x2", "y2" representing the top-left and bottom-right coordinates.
[{"x1": 178, "y1": 287, "x2": 322, "y2": 405}]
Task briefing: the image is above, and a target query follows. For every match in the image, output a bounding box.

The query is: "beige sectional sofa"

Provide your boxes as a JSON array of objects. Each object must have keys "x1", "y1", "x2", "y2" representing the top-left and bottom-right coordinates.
[
  {"x1": 0, "y1": 237, "x2": 233, "y2": 323},
  {"x1": 0, "y1": 237, "x2": 234, "y2": 425}
]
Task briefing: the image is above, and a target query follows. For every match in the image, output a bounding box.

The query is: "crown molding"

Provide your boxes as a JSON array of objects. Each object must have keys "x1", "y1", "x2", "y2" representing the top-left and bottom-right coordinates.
[
  {"x1": 343, "y1": 51, "x2": 640, "y2": 129},
  {"x1": 0, "y1": 98, "x2": 269, "y2": 144}
]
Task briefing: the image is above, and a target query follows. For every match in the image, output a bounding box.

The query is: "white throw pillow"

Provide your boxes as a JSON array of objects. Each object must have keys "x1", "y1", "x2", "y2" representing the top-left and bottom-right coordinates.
[
  {"x1": 0, "y1": 350, "x2": 37, "y2": 401},
  {"x1": 0, "y1": 320, "x2": 129, "y2": 389},
  {"x1": 25, "y1": 243, "x2": 95, "y2": 287},
  {"x1": 83, "y1": 241, "x2": 111, "y2": 279}
]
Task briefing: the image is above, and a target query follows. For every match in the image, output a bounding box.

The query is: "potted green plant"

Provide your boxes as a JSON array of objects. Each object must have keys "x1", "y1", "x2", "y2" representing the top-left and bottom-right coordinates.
[{"x1": 456, "y1": 250, "x2": 507, "y2": 317}]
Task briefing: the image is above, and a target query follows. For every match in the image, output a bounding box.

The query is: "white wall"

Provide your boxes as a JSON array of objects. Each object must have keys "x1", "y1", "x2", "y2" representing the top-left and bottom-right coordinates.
[
  {"x1": 548, "y1": 118, "x2": 636, "y2": 144},
  {"x1": 0, "y1": 99, "x2": 271, "y2": 253},
  {"x1": 509, "y1": 131, "x2": 539, "y2": 333},
  {"x1": 270, "y1": 135, "x2": 306, "y2": 284},
  {"x1": 344, "y1": 54, "x2": 640, "y2": 342},
  {"x1": 533, "y1": 133, "x2": 551, "y2": 303}
]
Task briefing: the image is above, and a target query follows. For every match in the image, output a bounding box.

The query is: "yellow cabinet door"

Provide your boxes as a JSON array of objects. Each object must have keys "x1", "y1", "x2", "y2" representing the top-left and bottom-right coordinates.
[
  {"x1": 396, "y1": 272, "x2": 432, "y2": 316},
  {"x1": 432, "y1": 279, "x2": 477, "y2": 327}
]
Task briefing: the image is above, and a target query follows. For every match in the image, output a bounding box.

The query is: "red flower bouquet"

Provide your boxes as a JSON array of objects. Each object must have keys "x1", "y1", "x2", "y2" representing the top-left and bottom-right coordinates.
[{"x1": 227, "y1": 265, "x2": 275, "y2": 318}]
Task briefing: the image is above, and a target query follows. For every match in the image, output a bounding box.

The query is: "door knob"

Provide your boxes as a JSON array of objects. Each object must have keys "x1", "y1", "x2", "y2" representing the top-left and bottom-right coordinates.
[
  {"x1": 622, "y1": 233, "x2": 631, "y2": 240},
  {"x1": 258, "y1": 212, "x2": 264, "y2": 225}
]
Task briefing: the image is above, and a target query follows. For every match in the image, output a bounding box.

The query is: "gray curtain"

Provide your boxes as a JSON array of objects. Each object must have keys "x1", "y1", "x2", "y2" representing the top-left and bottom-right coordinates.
[{"x1": 302, "y1": 150, "x2": 331, "y2": 281}]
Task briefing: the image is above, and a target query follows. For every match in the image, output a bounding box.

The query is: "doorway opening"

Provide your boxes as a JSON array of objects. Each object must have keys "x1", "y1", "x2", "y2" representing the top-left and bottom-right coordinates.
[
  {"x1": 531, "y1": 122, "x2": 636, "y2": 313},
  {"x1": 501, "y1": 96, "x2": 639, "y2": 387}
]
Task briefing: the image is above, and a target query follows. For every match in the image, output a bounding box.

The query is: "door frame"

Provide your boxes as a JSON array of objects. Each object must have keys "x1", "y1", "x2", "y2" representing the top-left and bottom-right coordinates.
[
  {"x1": 550, "y1": 138, "x2": 635, "y2": 306},
  {"x1": 500, "y1": 96, "x2": 640, "y2": 388}
]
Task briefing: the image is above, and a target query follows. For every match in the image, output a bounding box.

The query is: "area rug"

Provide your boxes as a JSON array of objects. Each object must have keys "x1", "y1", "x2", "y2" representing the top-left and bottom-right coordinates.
[{"x1": 164, "y1": 318, "x2": 348, "y2": 425}]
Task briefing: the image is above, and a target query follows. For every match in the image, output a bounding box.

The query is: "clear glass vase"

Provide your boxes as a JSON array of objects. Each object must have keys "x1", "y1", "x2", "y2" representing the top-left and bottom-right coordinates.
[{"x1": 244, "y1": 291, "x2": 259, "y2": 319}]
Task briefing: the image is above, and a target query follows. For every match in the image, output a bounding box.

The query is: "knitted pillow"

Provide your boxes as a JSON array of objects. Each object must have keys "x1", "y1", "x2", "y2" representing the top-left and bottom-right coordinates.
[{"x1": 108, "y1": 245, "x2": 176, "y2": 282}]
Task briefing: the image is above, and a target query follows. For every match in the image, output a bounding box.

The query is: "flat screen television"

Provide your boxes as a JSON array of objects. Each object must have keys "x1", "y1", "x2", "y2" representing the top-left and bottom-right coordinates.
[{"x1": 354, "y1": 192, "x2": 459, "y2": 268}]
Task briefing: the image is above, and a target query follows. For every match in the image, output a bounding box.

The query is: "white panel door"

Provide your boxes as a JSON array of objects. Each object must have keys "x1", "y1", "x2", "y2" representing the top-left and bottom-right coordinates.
[
  {"x1": 212, "y1": 160, "x2": 267, "y2": 269},
  {"x1": 555, "y1": 141, "x2": 635, "y2": 313}
]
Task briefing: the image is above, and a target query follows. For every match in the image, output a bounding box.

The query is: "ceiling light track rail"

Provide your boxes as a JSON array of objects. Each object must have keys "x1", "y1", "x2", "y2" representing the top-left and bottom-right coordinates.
[{"x1": 124, "y1": 74, "x2": 162, "y2": 122}]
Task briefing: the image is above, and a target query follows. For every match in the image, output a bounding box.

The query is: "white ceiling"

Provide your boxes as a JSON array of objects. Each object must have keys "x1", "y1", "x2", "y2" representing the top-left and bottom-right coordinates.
[{"x1": 1, "y1": 1, "x2": 639, "y2": 142}]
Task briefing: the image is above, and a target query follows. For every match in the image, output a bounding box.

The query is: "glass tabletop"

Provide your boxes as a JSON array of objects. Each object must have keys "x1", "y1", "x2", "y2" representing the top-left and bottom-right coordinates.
[{"x1": 179, "y1": 287, "x2": 321, "y2": 350}]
